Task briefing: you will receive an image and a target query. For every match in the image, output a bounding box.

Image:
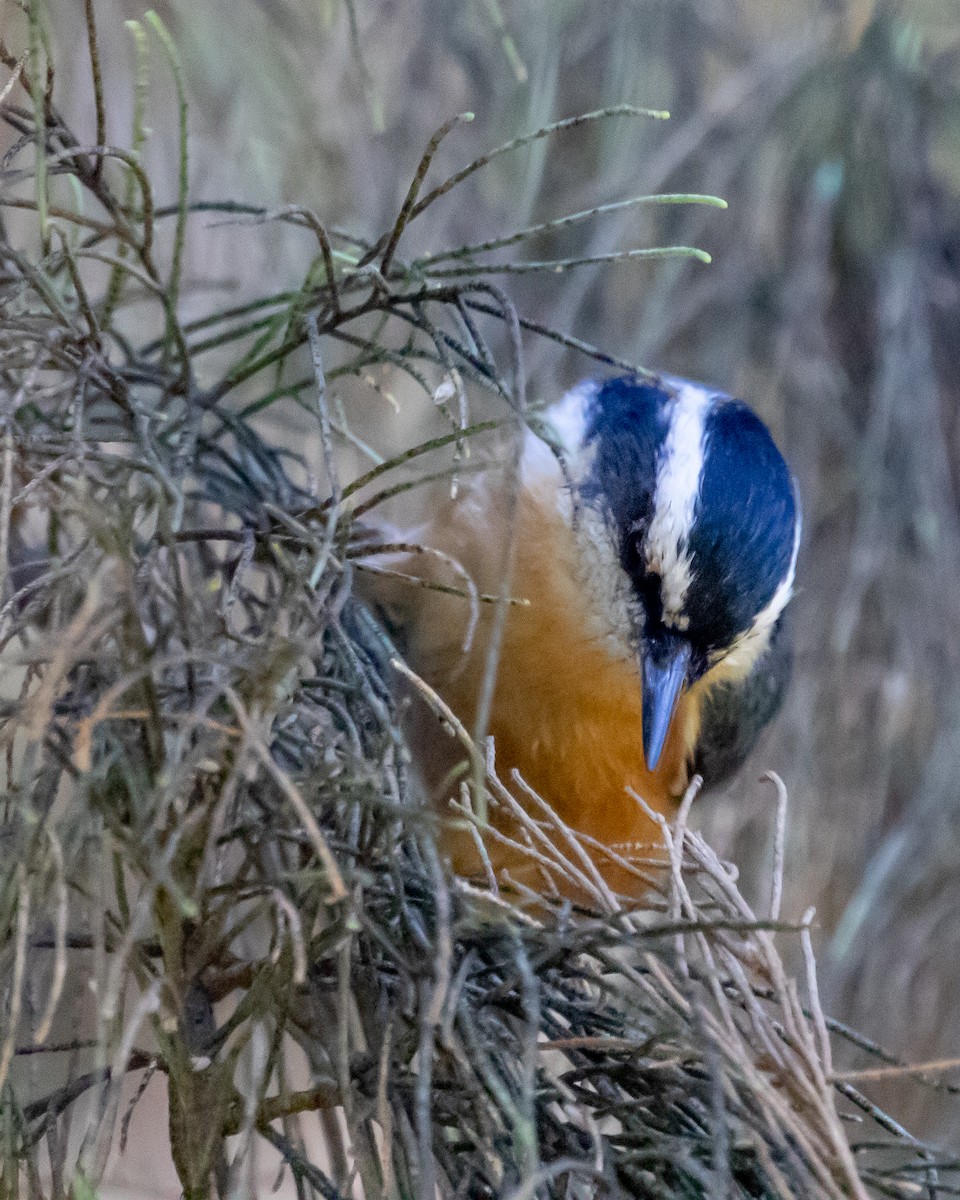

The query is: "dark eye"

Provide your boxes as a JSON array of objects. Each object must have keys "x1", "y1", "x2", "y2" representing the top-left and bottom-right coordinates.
[
  {"x1": 622, "y1": 529, "x2": 646, "y2": 576},
  {"x1": 635, "y1": 571, "x2": 663, "y2": 622}
]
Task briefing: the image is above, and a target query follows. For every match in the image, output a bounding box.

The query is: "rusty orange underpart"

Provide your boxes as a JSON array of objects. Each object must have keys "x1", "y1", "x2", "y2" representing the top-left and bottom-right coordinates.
[
  {"x1": 374, "y1": 463, "x2": 705, "y2": 900},
  {"x1": 439, "y1": 597, "x2": 697, "y2": 897}
]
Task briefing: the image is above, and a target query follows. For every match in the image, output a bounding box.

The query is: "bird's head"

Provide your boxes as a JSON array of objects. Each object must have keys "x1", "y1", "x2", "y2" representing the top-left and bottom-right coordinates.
[{"x1": 545, "y1": 373, "x2": 801, "y2": 771}]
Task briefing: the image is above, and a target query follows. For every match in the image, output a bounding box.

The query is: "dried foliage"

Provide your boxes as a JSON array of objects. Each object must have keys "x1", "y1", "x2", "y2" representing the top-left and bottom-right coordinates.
[{"x1": 1, "y1": 2, "x2": 960, "y2": 1198}]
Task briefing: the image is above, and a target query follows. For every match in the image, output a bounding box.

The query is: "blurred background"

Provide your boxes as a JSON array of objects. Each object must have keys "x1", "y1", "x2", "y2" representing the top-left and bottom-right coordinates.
[{"x1": 11, "y1": 0, "x2": 960, "y2": 1153}]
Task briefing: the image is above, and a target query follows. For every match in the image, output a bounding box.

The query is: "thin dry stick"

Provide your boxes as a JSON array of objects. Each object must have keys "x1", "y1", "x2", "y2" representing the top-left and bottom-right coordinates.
[
  {"x1": 832, "y1": 1057, "x2": 960, "y2": 1082},
  {"x1": 763, "y1": 770, "x2": 788, "y2": 922},
  {"x1": 667, "y1": 779, "x2": 703, "y2": 981},
  {"x1": 480, "y1": 757, "x2": 605, "y2": 899},
  {"x1": 378, "y1": 111, "x2": 476, "y2": 275},
  {"x1": 349, "y1": 540, "x2": 482, "y2": 655},
  {"x1": 418, "y1": 192, "x2": 727, "y2": 265},
  {"x1": 272, "y1": 890, "x2": 308, "y2": 986},
  {"x1": 447, "y1": 785, "x2": 587, "y2": 895},
  {"x1": 457, "y1": 783, "x2": 500, "y2": 897},
  {"x1": 353, "y1": 560, "x2": 530, "y2": 611},
  {"x1": 33, "y1": 827, "x2": 68, "y2": 1045},
  {"x1": 509, "y1": 769, "x2": 620, "y2": 912},
  {"x1": 390, "y1": 656, "x2": 484, "y2": 783},
  {"x1": 470, "y1": 288, "x2": 525, "y2": 819},
  {"x1": 85, "y1": 980, "x2": 162, "y2": 1183},
  {"x1": 422, "y1": 244, "x2": 711, "y2": 277},
  {"x1": 224, "y1": 688, "x2": 347, "y2": 902},
  {"x1": 0, "y1": 865, "x2": 30, "y2": 1092},
  {"x1": 801, "y1": 907, "x2": 833, "y2": 1078},
  {"x1": 407, "y1": 105, "x2": 669, "y2": 223},
  {"x1": 0, "y1": 358, "x2": 41, "y2": 610},
  {"x1": 0, "y1": 49, "x2": 26, "y2": 105}
]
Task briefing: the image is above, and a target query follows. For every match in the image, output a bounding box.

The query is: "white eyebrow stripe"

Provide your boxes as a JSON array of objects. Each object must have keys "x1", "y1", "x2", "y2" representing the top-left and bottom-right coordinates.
[
  {"x1": 723, "y1": 491, "x2": 802, "y2": 671},
  {"x1": 646, "y1": 379, "x2": 715, "y2": 628},
  {"x1": 544, "y1": 378, "x2": 600, "y2": 455},
  {"x1": 522, "y1": 379, "x2": 601, "y2": 513}
]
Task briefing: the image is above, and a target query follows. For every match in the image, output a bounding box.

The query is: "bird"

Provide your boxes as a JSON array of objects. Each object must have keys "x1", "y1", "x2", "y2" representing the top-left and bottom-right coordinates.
[{"x1": 359, "y1": 372, "x2": 801, "y2": 893}]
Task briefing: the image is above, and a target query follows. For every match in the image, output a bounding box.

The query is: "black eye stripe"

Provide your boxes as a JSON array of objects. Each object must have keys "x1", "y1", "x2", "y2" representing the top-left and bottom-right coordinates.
[
  {"x1": 621, "y1": 529, "x2": 646, "y2": 574},
  {"x1": 625, "y1": 566, "x2": 663, "y2": 628}
]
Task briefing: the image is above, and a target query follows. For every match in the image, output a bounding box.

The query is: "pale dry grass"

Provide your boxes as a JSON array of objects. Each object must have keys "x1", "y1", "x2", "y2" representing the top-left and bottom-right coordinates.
[{"x1": 3, "y1": 1, "x2": 960, "y2": 1195}]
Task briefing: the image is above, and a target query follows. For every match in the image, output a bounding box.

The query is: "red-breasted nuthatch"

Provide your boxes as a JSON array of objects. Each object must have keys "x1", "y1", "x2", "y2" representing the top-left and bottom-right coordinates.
[{"x1": 362, "y1": 373, "x2": 800, "y2": 886}]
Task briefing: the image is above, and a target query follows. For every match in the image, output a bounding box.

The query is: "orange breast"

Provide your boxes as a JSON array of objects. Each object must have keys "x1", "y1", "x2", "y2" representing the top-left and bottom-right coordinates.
[
  {"x1": 438, "y1": 569, "x2": 697, "y2": 893},
  {"x1": 395, "y1": 466, "x2": 700, "y2": 897}
]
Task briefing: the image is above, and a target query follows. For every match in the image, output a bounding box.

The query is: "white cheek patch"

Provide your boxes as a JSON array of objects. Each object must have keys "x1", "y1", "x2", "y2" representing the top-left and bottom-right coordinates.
[{"x1": 645, "y1": 379, "x2": 715, "y2": 629}]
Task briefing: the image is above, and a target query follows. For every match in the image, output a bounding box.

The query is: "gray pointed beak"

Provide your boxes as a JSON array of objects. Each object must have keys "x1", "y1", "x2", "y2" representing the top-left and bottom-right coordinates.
[{"x1": 641, "y1": 634, "x2": 692, "y2": 771}]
